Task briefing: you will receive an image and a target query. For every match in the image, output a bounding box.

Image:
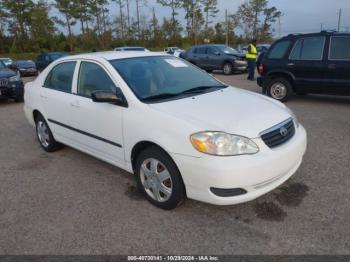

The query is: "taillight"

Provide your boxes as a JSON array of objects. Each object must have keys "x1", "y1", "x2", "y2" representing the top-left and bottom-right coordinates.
[{"x1": 258, "y1": 64, "x2": 264, "y2": 75}]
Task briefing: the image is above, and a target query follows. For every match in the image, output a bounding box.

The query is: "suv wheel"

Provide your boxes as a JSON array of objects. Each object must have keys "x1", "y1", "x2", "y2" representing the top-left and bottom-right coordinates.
[
  {"x1": 266, "y1": 78, "x2": 293, "y2": 102},
  {"x1": 35, "y1": 114, "x2": 62, "y2": 152},
  {"x1": 135, "y1": 146, "x2": 186, "y2": 210},
  {"x1": 223, "y1": 62, "x2": 233, "y2": 75}
]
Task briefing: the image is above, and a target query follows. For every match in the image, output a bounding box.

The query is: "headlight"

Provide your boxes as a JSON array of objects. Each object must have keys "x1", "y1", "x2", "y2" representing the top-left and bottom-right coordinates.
[
  {"x1": 9, "y1": 74, "x2": 21, "y2": 82},
  {"x1": 190, "y1": 132, "x2": 259, "y2": 156}
]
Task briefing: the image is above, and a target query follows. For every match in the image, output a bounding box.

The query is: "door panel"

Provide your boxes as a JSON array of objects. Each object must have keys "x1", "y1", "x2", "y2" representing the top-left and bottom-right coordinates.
[
  {"x1": 69, "y1": 61, "x2": 125, "y2": 165},
  {"x1": 205, "y1": 47, "x2": 222, "y2": 69},
  {"x1": 288, "y1": 37, "x2": 327, "y2": 94},
  {"x1": 324, "y1": 36, "x2": 350, "y2": 95},
  {"x1": 40, "y1": 61, "x2": 77, "y2": 139}
]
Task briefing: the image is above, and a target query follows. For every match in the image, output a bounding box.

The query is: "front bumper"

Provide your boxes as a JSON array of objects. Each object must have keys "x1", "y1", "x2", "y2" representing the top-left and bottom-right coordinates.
[
  {"x1": 0, "y1": 81, "x2": 24, "y2": 99},
  {"x1": 233, "y1": 60, "x2": 248, "y2": 71},
  {"x1": 171, "y1": 125, "x2": 307, "y2": 205},
  {"x1": 20, "y1": 70, "x2": 38, "y2": 77}
]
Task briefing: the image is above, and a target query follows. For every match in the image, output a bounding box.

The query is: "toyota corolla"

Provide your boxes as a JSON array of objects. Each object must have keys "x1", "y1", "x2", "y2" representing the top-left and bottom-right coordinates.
[{"x1": 24, "y1": 52, "x2": 307, "y2": 210}]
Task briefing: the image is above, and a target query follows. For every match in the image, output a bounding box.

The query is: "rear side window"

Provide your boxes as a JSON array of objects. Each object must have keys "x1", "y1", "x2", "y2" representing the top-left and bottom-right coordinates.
[
  {"x1": 77, "y1": 62, "x2": 117, "y2": 98},
  {"x1": 329, "y1": 36, "x2": 350, "y2": 60},
  {"x1": 267, "y1": 41, "x2": 291, "y2": 59},
  {"x1": 194, "y1": 47, "x2": 206, "y2": 54},
  {"x1": 44, "y1": 62, "x2": 76, "y2": 93},
  {"x1": 290, "y1": 37, "x2": 325, "y2": 60}
]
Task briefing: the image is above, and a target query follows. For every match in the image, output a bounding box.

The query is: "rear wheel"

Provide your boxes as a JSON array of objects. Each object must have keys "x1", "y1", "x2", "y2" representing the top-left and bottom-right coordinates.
[
  {"x1": 135, "y1": 146, "x2": 186, "y2": 210},
  {"x1": 223, "y1": 62, "x2": 233, "y2": 75},
  {"x1": 266, "y1": 78, "x2": 293, "y2": 102},
  {"x1": 35, "y1": 114, "x2": 62, "y2": 152}
]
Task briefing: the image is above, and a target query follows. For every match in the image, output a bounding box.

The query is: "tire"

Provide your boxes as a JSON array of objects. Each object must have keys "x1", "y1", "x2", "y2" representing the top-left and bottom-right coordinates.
[
  {"x1": 223, "y1": 62, "x2": 233, "y2": 75},
  {"x1": 14, "y1": 96, "x2": 24, "y2": 103},
  {"x1": 266, "y1": 78, "x2": 293, "y2": 102},
  {"x1": 135, "y1": 146, "x2": 186, "y2": 210},
  {"x1": 35, "y1": 114, "x2": 62, "y2": 152}
]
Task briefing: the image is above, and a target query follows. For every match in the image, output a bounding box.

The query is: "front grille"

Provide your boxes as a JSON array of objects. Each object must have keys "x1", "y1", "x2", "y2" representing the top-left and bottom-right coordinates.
[
  {"x1": 0, "y1": 79, "x2": 8, "y2": 87},
  {"x1": 261, "y1": 118, "x2": 295, "y2": 148}
]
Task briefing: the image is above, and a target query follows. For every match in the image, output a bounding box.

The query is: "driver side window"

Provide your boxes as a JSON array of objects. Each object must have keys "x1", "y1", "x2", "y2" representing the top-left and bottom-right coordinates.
[{"x1": 78, "y1": 62, "x2": 117, "y2": 98}]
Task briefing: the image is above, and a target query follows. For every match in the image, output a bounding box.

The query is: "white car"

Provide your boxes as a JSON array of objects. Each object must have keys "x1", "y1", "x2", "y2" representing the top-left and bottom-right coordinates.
[{"x1": 24, "y1": 51, "x2": 307, "y2": 210}]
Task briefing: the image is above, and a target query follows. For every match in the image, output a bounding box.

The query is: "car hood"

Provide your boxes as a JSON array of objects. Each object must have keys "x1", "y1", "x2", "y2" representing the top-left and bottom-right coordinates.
[
  {"x1": 149, "y1": 87, "x2": 291, "y2": 138},
  {"x1": 0, "y1": 68, "x2": 17, "y2": 78}
]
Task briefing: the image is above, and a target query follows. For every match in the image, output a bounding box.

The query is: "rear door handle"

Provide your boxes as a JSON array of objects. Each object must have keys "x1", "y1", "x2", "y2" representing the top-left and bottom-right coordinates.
[
  {"x1": 287, "y1": 63, "x2": 295, "y2": 67},
  {"x1": 40, "y1": 94, "x2": 48, "y2": 99},
  {"x1": 70, "y1": 101, "x2": 80, "y2": 108}
]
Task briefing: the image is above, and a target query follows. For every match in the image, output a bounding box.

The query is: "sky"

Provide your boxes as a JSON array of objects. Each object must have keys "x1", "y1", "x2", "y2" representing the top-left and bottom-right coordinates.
[{"x1": 107, "y1": 0, "x2": 350, "y2": 37}]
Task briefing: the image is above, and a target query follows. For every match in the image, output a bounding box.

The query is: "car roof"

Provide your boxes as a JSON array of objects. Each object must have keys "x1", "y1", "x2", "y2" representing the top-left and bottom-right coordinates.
[
  {"x1": 59, "y1": 51, "x2": 169, "y2": 61},
  {"x1": 281, "y1": 31, "x2": 350, "y2": 40}
]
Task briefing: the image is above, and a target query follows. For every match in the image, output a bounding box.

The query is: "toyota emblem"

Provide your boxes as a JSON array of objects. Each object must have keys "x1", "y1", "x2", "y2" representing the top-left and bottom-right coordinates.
[{"x1": 280, "y1": 127, "x2": 288, "y2": 137}]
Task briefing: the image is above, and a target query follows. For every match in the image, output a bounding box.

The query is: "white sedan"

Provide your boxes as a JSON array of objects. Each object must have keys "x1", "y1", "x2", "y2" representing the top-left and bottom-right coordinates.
[{"x1": 24, "y1": 51, "x2": 307, "y2": 210}]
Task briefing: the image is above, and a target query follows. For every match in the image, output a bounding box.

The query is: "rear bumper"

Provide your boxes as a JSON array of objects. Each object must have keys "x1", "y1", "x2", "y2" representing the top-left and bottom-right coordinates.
[{"x1": 0, "y1": 81, "x2": 24, "y2": 99}]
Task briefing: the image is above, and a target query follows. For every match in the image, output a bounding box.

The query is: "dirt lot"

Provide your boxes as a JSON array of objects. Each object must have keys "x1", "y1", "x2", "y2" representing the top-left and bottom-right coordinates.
[{"x1": 0, "y1": 73, "x2": 349, "y2": 255}]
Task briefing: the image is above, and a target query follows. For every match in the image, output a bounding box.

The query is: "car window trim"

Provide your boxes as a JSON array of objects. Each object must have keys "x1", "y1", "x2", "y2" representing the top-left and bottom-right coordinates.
[
  {"x1": 328, "y1": 36, "x2": 350, "y2": 61},
  {"x1": 289, "y1": 36, "x2": 326, "y2": 61},
  {"x1": 74, "y1": 59, "x2": 128, "y2": 106},
  {"x1": 42, "y1": 61, "x2": 77, "y2": 94}
]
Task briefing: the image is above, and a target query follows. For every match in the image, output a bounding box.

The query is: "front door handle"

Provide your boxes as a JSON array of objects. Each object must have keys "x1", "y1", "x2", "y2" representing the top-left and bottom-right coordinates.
[
  {"x1": 287, "y1": 63, "x2": 295, "y2": 67},
  {"x1": 328, "y1": 63, "x2": 337, "y2": 69},
  {"x1": 40, "y1": 94, "x2": 48, "y2": 99}
]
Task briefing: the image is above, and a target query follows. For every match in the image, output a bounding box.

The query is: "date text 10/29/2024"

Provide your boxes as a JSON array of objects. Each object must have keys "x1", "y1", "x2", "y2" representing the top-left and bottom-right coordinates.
[{"x1": 127, "y1": 256, "x2": 219, "y2": 261}]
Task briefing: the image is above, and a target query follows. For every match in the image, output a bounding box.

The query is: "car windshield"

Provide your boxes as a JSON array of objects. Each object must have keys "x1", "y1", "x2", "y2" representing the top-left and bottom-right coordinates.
[
  {"x1": 17, "y1": 61, "x2": 35, "y2": 67},
  {"x1": 217, "y1": 46, "x2": 239, "y2": 54},
  {"x1": 110, "y1": 56, "x2": 226, "y2": 102}
]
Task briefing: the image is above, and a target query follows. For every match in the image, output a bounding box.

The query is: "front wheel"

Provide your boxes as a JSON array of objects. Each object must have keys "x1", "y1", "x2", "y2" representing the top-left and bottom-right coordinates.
[
  {"x1": 266, "y1": 78, "x2": 293, "y2": 102},
  {"x1": 223, "y1": 62, "x2": 233, "y2": 75},
  {"x1": 135, "y1": 146, "x2": 186, "y2": 210}
]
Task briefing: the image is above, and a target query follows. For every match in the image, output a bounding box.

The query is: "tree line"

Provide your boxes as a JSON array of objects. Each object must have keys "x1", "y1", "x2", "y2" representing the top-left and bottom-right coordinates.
[{"x1": 0, "y1": 0, "x2": 282, "y2": 54}]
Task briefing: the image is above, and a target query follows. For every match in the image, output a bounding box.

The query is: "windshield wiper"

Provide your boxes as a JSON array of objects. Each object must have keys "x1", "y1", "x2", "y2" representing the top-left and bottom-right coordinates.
[
  {"x1": 141, "y1": 93, "x2": 180, "y2": 102},
  {"x1": 141, "y1": 85, "x2": 228, "y2": 102},
  {"x1": 180, "y1": 85, "x2": 228, "y2": 95}
]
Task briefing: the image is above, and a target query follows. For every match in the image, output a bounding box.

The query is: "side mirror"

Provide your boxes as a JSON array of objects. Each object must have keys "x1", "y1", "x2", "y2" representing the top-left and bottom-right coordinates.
[
  {"x1": 92, "y1": 90, "x2": 125, "y2": 106},
  {"x1": 215, "y1": 52, "x2": 221, "y2": 56}
]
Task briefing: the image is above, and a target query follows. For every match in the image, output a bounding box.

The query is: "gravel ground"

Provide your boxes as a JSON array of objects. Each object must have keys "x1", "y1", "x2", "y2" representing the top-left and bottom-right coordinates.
[{"x1": 0, "y1": 73, "x2": 349, "y2": 255}]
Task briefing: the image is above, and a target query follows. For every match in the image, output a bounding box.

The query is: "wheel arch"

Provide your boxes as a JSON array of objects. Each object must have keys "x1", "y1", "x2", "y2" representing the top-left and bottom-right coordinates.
[
  {"x1": 33, "y1": 109, "x2": 43, "y2": 122},
  {"x1": 130, "y1": 140, "x2": 187, "y2": 197},
  {"x1": 266, "y1": 71, "x2": 296, "y2": 91}
]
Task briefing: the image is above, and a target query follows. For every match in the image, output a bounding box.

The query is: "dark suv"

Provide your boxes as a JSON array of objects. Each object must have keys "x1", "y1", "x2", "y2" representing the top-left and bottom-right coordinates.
[
  {"x1": 258, "y1": 31, "x2": 350, "y2": 102},
  {"x1": 183, "y1": 44, "x2": 247, "y2": 75},
  {"x1": 36, "y1": 52, "x2": 69, "y2": 72}
]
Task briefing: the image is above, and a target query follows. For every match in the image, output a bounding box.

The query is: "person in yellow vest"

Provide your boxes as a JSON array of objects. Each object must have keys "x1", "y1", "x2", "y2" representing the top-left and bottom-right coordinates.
[{"x1": 246, "y1": 39, "x2": 258, "y2": 81}]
